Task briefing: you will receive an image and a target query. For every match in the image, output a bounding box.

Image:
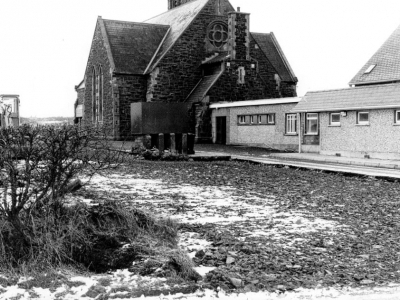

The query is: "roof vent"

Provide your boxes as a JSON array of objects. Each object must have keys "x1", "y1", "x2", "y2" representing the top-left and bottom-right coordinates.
[
  {"x1": 364, "y1": 64, "x2": 376, "y2": 74},
  {"x1": 237, "y1": 7, "x2": 240, "y2": 12}
]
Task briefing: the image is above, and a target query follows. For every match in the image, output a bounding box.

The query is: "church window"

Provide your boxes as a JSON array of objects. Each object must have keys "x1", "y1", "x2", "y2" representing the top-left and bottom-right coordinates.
[
  {"x1": 98, "y1": 67, "x2": 104, "y2": 122},
  {"x1": 208, "y1": 21, "x2": 228, "y2": 49},
  {"x1": 92, "y1": 67, "x2": 97, "y2": 123}
]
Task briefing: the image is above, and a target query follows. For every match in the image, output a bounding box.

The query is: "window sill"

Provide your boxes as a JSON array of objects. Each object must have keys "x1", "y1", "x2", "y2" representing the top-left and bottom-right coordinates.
[
  {"x1": 356, "y1": 123, "x2": 370, "y2": 126},
  {"x1": 304, "y1": 133, "x2": 318, "y2": 136},
  {"x1": 328, "y1": 124, "x2": 341, "y2": 127},
  {"x1": 285, "y1": 133, "x2": 298, "y2": 136},
  {"x1": 393, "y1": 123, "x2": 400, "y2": 126}
]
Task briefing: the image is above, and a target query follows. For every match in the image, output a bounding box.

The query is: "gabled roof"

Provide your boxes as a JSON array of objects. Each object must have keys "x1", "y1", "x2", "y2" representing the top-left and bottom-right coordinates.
[
  {"x1": 75, "y1": 79, "x2": 85, "y2": 90},
  {"x1": 292, "y1": 83, "x2": 400, "y2": 113},
  {"x1": 143, "y1": 0, "x2": 210, "y2": 73},
  {"x1": 252, "y1": 32, "x2": 297, "y2": 83},
  {"x1": 100, "y1": 18, "x2": 170, "y2": 74},
  {"x1": 349, "y1": 24, "x2": 400, "y2": 86}
]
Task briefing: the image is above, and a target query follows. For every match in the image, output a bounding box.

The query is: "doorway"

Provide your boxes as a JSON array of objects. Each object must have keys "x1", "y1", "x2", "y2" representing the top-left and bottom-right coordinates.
[{"x1": 216, "y1": 117, "x2": 227, "y2": 144}]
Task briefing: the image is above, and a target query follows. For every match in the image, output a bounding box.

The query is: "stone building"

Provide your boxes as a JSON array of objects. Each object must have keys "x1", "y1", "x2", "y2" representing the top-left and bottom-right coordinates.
[{"x1": 75, "y1": 0, "x2": 298, "y2": 143}]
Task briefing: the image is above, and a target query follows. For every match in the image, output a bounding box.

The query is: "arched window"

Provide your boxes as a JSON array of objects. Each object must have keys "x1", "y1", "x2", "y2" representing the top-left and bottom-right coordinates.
[
  {"x1": 98, "y1": 67, "x2": 103, "y2": 122},
  {"x1": 92, "y1": 67, "x2": 96, "y2": 123}
]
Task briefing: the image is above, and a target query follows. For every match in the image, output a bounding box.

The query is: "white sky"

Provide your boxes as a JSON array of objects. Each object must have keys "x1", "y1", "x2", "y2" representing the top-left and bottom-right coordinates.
[{"x1": 1, "y1": 0, "x2": 399, "y2": 118}]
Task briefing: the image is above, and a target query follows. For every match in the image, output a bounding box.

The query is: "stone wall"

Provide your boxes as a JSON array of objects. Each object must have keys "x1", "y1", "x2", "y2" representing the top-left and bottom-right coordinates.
[
  {"x1": 147, "y1": 0, "x2": 234, "y2": 103},
  {"x1": 83, "y1": 21, "x2": 113, "y2": 132},
  {"x1": 113, "y1": 75, "x2": 147, "y2": 139},
  {"x1": 319, "y1": 109, "x2": 400, "y2": 159},
  {"x1": 211, "y1": 102, "x2": 299, "y2": 150}
]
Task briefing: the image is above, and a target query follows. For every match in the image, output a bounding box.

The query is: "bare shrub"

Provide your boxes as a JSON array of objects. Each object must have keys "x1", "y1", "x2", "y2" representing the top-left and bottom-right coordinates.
[{"x1": 0, "y1": 124, "x2": 127, "y2": 269}]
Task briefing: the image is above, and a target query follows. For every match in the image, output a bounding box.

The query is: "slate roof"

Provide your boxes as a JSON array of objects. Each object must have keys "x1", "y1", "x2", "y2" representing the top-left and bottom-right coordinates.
[
  {"x1": 252, "y1": 32, "x2": 297, "y2": 83},
  {"x1": 202, "y1": 52, "x2": 230, "y2": 65},
  {"x1": 292, "y1": 83, "x2": 400, "y2": 113},
  {"x1": 101, "y1": 19, "x2": 169, "y2": 74},
  {"x1": 349, "y1": 24, "x2": 400, "y2": 85},
  {"x1": 143, "y1": 0, "x2": 210, "y2": 73},
  {"x1": 186, "y1": 73, "x2": 222, "y2": 103}
]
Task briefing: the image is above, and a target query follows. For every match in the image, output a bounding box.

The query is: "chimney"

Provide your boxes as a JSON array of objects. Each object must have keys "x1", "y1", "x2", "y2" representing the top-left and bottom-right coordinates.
[{"x1": 228, "y1": 8, "x2": 250, "y2": 60}]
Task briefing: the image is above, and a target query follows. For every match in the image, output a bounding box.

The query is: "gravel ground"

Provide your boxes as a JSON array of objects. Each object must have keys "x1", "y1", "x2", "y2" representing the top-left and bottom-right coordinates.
[{"x1": 2, "y1": 159, "x2": 400, "y2": 299}]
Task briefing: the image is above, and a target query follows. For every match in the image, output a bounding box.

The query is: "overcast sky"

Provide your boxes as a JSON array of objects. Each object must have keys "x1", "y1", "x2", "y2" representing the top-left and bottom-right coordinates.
[{"x1": 1, "y1": 0, "x2": 399, "y2": 118}]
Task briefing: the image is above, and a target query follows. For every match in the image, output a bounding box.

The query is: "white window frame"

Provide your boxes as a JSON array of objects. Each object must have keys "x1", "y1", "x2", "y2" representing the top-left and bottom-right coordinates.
[
  {"x1": 250, "y1": 115, "x2": 255, "y2": 124},
  {"x1": 357, "y1": 111, "x2": 369, "y2": 125},
  {"x1": 395, "y1": 110, "x2": 400, "y2": 124},
  {"x1": 286, "y1": 114, "x2": 297, "y2": 134},
  {"x1": 267, "y1": 113, "x2": 275, "y2": 125},
  {"x1": 258, "y1": 115, "x2": 263, "y2": 124},
  {"x1": 238, "y1": 115, "x2": 246, "y2": 124},
  {"x1": 330, "y1": 113, "x2": 341, "y2": 126},
  {"x1": 305, "y1": 113, "x2": 319, "y2": 135}
]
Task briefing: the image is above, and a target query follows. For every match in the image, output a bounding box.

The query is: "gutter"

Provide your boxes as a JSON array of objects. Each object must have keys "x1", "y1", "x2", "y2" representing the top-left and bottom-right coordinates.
[{"x1": 292, "y1": 104, "x2": 400, "y2": 113}]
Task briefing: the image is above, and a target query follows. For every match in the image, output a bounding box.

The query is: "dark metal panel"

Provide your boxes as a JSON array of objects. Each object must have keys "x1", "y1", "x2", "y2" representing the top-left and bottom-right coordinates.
[{"x1": 131, "y1": 102, "x2": 192, "y2": 134}]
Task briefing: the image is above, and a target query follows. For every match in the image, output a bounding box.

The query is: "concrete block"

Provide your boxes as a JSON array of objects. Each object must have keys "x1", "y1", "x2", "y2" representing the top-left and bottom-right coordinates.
[
  {"x1": 170, "y1": 133, "x2": 176, "y2": 154},
  {"x1": 182, "y1": 133, "x2": 188, "y2": 155}
]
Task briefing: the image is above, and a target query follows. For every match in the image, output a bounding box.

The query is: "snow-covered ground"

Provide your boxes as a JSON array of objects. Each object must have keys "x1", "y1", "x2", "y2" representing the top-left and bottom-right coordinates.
[{"x1": 1, "y1": 171, "x2": 399, "y2": 299}]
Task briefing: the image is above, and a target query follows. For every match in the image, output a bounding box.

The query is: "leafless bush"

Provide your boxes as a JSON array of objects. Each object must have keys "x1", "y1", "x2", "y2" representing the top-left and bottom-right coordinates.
[{"x1": 0, "y1": 124, "x2": 128, "y2": 268}]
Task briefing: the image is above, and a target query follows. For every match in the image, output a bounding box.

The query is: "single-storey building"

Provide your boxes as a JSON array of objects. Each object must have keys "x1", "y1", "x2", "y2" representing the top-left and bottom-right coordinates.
[
  {"x1": 291, "y1": 22, "x2": 400, "y2": 159},
  {"x1": 210, "y1": 97, "x2": 301, "y2": 150},
  {"x1": 292, "y1": 83, "x2": 400, "y2": 159}
]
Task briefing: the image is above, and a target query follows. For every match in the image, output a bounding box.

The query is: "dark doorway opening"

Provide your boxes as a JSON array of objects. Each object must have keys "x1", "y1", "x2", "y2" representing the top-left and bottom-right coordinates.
[{"x1": 216, "y1": 117, "x2": 227, "y2": 144}]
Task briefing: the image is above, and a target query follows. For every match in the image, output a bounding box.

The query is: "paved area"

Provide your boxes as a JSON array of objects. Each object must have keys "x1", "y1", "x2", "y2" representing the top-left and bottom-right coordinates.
[
  {"x1": 269, "y1": 152, "x2": 400, "y2": 169},
  {"x1": 110, "y1": 141, "x2": 400, "y2": 179},
  {"x1": 194, "y1": 150, "x2": 400, "y2": 179}
]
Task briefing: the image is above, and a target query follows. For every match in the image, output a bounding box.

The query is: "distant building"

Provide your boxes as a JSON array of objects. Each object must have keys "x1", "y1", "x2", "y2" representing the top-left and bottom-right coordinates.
[
  {"x1": 74, "y1": 80, "x2": 85, "y2": 126},
  {"x1": 75, "y1": 0, "x2": 297, "y2": 143},
  {"x1": 0, "y1": 94, "x2": 20, "y2": 127}
]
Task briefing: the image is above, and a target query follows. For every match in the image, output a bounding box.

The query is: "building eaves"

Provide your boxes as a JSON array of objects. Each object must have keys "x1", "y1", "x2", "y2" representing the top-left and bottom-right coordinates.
[
  {"x1": 210, "y1": 97, "x2": 302, "y2": 109},
  {"x1": 292, "y1": 83, "x2": 400, "y2": 113}
]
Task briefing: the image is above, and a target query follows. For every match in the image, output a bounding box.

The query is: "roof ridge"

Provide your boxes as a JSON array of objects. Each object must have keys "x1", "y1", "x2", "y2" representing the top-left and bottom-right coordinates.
[
  {"x1": 103, "y1": 19, "x2": 170, "y2": 28},
  {"x1": 99, "y1": 17, "x2": 116, "y2": 72},
  {"x1": 306, "y1": 82, "x2": 400, "y2": 95},
  {"x1": 143, "y1": 0, "x2": 203, "y2": 23}
]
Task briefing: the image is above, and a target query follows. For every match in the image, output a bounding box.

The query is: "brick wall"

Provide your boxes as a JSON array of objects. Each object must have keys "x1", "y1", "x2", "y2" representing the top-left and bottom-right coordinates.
[{"x1": 319, "y1": 109, "x2": 400, "y2": 159}]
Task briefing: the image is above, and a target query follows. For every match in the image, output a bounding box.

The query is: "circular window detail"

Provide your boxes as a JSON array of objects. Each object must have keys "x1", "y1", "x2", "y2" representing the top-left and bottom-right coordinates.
[{"x1": 208, "y1": 21, "x2": 228, "y2": 48}]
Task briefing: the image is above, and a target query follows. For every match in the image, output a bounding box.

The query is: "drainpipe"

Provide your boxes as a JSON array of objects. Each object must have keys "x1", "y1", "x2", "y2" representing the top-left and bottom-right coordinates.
[{"x1": 298, "y1": 113, "x2": 301, "y2": 153}]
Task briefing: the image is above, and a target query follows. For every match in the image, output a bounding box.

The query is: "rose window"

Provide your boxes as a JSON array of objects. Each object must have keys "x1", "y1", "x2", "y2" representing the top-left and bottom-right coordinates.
[{"x1": 208, "y1": 22, "x2": 228, "y2": 48}]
